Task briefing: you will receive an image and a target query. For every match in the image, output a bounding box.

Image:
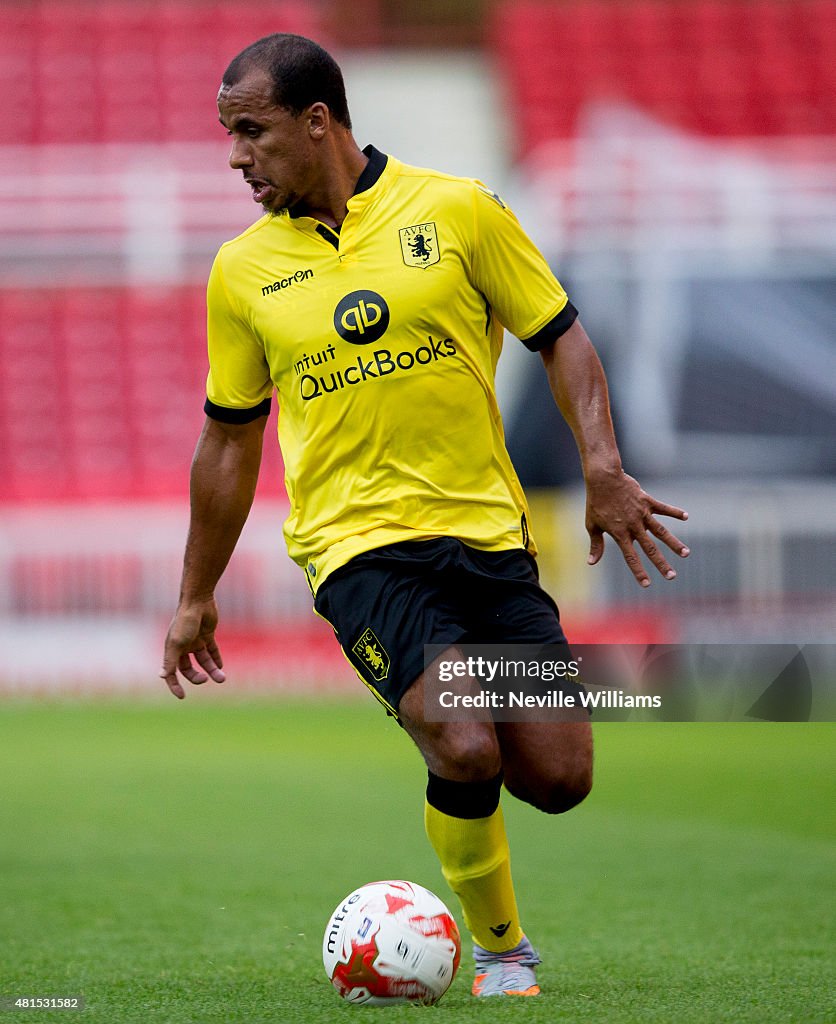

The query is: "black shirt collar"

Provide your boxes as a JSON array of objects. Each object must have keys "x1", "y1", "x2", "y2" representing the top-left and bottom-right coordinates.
[
  {"x1": 353, "y1": 144, "x2": 388, "y2": 195},
  {"x1": 289, "y1": 144, "x2": 388, "y2": 222}
]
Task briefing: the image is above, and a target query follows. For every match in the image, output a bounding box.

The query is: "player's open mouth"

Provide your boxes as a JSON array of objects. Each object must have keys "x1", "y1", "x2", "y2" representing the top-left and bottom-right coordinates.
[{"x1": 245, "y1": 178, "x2": 274, "y2": 204}]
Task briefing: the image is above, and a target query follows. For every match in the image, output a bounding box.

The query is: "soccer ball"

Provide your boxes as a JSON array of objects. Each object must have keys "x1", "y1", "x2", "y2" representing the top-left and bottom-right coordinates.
[{"x1": 322, "y1": 879, "x2": 461, "y2": 1005}]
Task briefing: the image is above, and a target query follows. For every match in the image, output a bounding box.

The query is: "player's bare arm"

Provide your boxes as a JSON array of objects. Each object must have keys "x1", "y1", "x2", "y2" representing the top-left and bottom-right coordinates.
[
  {"x1": 541, "y1": 318, "x2": 690, "y2": 587},
  {"x1": 160, "y1": 414, "x2": 268, "y2": 698}
]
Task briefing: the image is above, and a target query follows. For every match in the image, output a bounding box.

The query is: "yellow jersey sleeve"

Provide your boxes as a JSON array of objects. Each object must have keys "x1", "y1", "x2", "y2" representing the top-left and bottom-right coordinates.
[
  {"x1": 469, "y1": 183, "x2": 578, "y2": 350},
  {"x1": 205, "y1": 251, "x2": 273, "y2": 422}
]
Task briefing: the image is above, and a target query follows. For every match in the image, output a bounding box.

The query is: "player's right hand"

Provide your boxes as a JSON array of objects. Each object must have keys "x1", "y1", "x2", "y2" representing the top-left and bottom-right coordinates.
[{"x1": 159, "y1": 598, "x2": 226, "y2": 699}]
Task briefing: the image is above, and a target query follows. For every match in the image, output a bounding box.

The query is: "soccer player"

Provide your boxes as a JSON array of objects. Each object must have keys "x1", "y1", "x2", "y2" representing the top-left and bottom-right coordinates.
[{"x1": 160, "y1": 34, "x2": 690, "y2": 998}]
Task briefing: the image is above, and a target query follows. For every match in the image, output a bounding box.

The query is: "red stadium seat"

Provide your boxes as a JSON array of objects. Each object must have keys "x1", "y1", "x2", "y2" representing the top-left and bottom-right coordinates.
[
  {"x1": 0, "y1": 1, "x2": 330, "y2": 146},
  {"x1": 490, "y1": 0, "x2": 836, "y2": 154},
  {"x1": 3, "y1": 1, "x2": 833, "y2": 502},
  {"x1": 0, "y1": 284, "x2": 254, "y2": 501}
]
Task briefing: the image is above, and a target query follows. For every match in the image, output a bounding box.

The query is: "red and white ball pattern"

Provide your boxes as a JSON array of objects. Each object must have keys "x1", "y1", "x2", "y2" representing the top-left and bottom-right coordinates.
[{"x1": 323, "y1": 880, "x2": 461, "y2": 1005}]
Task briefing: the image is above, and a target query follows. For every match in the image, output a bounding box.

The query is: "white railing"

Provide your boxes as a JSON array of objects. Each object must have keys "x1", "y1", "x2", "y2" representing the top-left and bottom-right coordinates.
[
  {"x1": 533, "y1": 479, "x2": 836, "y2": 644},
  {"x1": 499, "y1": 107, "x2": 836, "y2": 481},
  {"x1": 2, "y1": 115, "x2": 834, "y2": 285},
  {"x1": 0, "y1": 143, "x2": 255, "y2": 285},
  {"x1": 512, "y1": 104, "x2": 836, "y2": 265},
  {"x1": 0, "y1": 480, "x2": 833, "y2": 641}
]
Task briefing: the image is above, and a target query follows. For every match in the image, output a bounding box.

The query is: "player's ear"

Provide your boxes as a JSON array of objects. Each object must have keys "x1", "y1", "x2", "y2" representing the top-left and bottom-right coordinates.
[{"x1": 307, "y1": 102, "x2": 330, "y2": 140}]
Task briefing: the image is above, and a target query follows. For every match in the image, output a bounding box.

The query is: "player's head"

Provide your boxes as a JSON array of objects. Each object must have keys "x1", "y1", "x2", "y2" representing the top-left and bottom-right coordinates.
[
  {"x1": 222, "y1": 34, "x2": 352, "y2": 130},
  {"x1": 217, "y1": 34, "x2": 353, "y2": 215}
]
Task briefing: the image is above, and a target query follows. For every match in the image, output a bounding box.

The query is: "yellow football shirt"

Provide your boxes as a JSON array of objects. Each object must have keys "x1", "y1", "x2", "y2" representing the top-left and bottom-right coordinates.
[{"x1": 205, "y1": 146, "x2": 577, "y2": 591}]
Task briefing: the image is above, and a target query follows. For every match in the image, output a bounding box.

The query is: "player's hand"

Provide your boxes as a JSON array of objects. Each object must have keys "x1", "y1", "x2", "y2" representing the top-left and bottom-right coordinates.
[
  {"x1": 584, "y1": 470, "x2": 689, "y2": 587},
  {"x1": 159, "y1": 598, "x2": 226, "y2": 699}
]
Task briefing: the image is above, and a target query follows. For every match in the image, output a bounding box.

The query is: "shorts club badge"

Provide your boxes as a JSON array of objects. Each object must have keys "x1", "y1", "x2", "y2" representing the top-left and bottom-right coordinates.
[{"x1": 352, "y1": 628, "x2": 391, "y2": 682}]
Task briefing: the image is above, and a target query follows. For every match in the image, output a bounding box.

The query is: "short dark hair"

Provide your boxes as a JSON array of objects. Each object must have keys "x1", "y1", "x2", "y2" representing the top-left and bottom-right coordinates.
[{"x1": 223, "y1": 34, "x2": 352, "y2": 129}]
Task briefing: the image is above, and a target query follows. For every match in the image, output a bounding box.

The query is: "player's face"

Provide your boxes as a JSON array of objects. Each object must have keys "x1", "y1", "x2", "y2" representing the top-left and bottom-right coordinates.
[{"x1": 217, "y1": 69, "x2": 318, "y2": 215}]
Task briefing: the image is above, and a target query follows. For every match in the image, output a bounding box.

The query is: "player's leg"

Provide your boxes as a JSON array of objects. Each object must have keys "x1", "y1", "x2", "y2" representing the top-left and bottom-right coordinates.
[
  {"x1": 497, "y1": 720, "x2": 593, "y2": 814},
  {"x1": 398, "y1": 659, "x2": 540, "y2": 996},
  {"x1": 397, "y1": 658, "x2": 502, "y2": 783},
  {"x1": 427, "y1": 544, "x2": 591, "y2": 993},
  {"x1": 313, "y1": 541, "x2": 542, "y2": 995},
  {"x1": 463, "y1": 546, "x2": 594, "y2": 813}
]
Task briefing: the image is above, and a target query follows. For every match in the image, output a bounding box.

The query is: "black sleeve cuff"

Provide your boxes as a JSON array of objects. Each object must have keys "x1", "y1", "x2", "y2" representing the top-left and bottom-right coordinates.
[
  {"x1": 204, "y1": 397, "x2": 271, "y2": 423},
  {"x1": 520, "y1": 300, "x2": 579, "y2": 351}
]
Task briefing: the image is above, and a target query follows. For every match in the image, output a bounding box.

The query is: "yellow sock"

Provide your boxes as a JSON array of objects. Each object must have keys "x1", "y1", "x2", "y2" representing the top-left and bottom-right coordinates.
[{"x1": 424, "y1": 799, "x2": 524, "y2": 953}]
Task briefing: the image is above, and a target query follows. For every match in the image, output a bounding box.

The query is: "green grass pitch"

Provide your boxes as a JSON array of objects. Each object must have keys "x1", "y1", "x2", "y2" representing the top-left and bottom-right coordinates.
[{"x1": 0, "y1": 697, "x2": 833, "y2": 1023}]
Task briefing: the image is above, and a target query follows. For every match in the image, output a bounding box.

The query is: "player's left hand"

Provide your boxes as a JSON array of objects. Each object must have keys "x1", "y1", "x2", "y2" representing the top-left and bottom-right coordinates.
[{"x1": 584, "y1": 470, "x2": 689, "y2": 587}]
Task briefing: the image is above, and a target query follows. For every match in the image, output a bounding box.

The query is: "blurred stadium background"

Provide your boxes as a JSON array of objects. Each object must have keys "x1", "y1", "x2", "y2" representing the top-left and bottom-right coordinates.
[{"x1": 1, "y1": 0, "x2": 834, "y2": 693}]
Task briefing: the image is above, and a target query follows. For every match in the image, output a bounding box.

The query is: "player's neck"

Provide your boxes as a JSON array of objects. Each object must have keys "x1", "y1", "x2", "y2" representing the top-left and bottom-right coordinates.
[{"x1": 294, "y1": 138, "x2": 369, "y2": 229}]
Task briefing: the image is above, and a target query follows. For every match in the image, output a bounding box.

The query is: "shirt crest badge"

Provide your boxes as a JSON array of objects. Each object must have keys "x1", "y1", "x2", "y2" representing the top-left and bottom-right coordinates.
[{"x1": 399, "y1": 222, "x2": 440, "y2": 269}]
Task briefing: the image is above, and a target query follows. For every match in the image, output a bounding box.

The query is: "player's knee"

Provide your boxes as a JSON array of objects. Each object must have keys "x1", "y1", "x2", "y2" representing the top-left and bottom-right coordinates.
[
  {"x1": 444, "y1": 733, "x2": 502, "y2": 778},
  {"x1": 539, "y1": 767, "x2": 593, "y2": 814},
  {"x1": 506, "y1": 762, "x2": 592, "y2": 814},
  {"x1": 434, "y1": 727, "x2": 502, "y2": 782}
]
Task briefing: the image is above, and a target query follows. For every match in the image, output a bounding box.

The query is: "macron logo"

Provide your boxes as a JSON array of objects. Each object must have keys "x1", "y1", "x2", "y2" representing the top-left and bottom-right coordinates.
[{"x1": 261, "y1": 269, "x2": 314, "y2": 296}]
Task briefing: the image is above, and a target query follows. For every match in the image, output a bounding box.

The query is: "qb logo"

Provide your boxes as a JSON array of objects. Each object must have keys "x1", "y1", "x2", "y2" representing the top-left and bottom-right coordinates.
[{"x1": 333, "y1": 290, "x2": 390, "y2": 344}]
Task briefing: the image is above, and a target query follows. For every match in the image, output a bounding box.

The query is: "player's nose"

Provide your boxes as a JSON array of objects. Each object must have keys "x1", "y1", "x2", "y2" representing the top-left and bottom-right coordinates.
[{"x1": 228, "y1": 137, "x2": 253, "y2": 169}]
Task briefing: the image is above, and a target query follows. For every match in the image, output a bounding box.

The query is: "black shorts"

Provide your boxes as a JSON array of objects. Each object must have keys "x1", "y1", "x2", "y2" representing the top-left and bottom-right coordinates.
[{"x1": 313, "y1": 538, "x2": 567, "y2": 715}]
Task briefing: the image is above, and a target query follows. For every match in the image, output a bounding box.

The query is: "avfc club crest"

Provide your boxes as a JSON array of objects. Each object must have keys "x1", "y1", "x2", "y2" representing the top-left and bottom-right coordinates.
[
  {"x1": 352, "y1": 627, "x2": 391, "y2": 683},
  {"x1": 399, "y1": 222, "x2": 440, "y2": 269}
]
